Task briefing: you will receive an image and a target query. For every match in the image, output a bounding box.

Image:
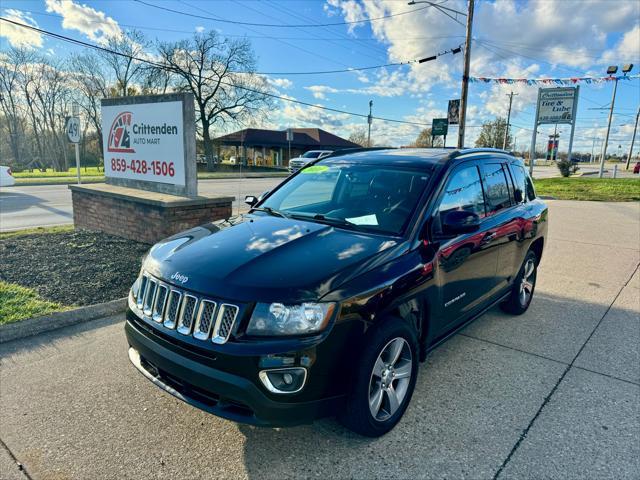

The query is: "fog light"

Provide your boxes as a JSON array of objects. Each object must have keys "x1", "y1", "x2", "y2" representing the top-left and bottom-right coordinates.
[{"x1": 259, "y1": 368, "x2": 307, "y2": 394}]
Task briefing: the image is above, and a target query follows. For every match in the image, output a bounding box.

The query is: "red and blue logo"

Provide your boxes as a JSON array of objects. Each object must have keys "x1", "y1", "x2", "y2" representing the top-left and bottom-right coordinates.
[{"x1": 107, "y1": 111, "x2": 135, "y2": 153}]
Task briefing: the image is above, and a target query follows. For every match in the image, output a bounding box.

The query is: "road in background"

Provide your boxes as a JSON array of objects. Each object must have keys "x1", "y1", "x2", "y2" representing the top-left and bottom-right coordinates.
[
  {"x1": 1, "y1": 200, "x2": 638, "y2": 479},
  {"x1": 0, "y1": 178, "x2": 282, "y2": 232},
  {"x1": 1, "y1": 165, "x2": 637, "y2": 231}
]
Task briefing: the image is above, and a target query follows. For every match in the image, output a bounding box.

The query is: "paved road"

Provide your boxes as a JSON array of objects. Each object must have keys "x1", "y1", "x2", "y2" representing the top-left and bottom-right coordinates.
[
  {"x1": 0, "y1": 178, "x2": 283, "y2": 232},
  {"x1": 1, "y1": 200, "x2": 638, "y2": 479}
]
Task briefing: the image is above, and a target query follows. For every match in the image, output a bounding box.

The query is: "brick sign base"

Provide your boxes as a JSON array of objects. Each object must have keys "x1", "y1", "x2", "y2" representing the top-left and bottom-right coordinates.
[{"x1": 69, "y1": 184, "x2": 233, "y2": 244}]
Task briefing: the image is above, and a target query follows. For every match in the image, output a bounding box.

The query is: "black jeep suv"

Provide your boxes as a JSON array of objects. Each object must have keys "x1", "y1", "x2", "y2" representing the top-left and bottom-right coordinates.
[{"x1": 126, "y1": 148, "x2": 547, "y2": 437}]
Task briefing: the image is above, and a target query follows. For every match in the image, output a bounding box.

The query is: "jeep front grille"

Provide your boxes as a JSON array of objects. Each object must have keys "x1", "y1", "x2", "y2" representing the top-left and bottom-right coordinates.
[{"x1": 134, "y1": 272, "x2": 239, "y2": 344}]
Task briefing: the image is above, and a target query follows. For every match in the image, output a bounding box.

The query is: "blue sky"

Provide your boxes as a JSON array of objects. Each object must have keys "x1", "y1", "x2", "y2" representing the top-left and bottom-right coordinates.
[{"x1": 1, "y1": 0, "x2": 639, "y2": 154}]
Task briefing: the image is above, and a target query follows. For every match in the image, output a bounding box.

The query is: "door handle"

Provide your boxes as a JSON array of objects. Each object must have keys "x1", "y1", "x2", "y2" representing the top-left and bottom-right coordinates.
[{"x1": 481, "y1": 231, "x2": 497, "y2": 244}]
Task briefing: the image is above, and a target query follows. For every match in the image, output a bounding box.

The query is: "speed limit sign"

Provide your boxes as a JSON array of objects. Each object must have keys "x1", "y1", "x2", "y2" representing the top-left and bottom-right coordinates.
[{"x1": 66, "y1": 116, "x2": 81, "y2": 143}]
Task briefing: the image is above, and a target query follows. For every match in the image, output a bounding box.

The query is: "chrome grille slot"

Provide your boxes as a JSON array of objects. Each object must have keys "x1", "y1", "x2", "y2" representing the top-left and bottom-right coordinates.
[
  {"x1": 163, "y1": 290, "x2": 182, "y2": 329},
  {"x1": 152, "y1": 285, "x2": 168, "y2": 323},
  {"x1": 143, "y1": 279, "x2": 157, "y2": 316},
  {"x1": 137, "y1": 275, "x2": 148, "y2": 309},
  {"x1": 132, "y1": 271, "x2": 239, "y2": 345},
  {"x1": 212, "y1": 304, "x2": 239, "y2": 344},
  {"x1": 193, "y1": 300, "x2": 217, "y2": 340},
  {"x1": 177, "y1": 295, "x2": 198, "y2": 335}
]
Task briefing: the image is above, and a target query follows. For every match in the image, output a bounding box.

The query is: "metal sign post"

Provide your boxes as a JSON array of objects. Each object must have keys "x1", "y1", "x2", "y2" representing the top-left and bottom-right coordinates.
[
  {"x1": 286, "y1": 128, "x2": 293, "y2": 164},
  {"x1": 566, "y1": 85, "x2": 579, "y2": 163},
  {"x1": 66, "y1": 115, "x2": 81, "y2": 184}
]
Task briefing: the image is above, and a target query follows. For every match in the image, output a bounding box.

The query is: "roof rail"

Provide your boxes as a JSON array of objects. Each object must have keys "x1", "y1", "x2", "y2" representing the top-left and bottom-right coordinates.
[{"x1": 325, "y1": 146, "x2": 396, "y2": 159}]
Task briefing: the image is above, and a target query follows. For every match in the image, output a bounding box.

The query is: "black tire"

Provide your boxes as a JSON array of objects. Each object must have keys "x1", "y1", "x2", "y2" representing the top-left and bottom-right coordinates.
[
  {"x1": 338, "y1": 318, "x2": 419, "y2": 437},
  {"x1": 500, "y1": 250, "x2": 538, "y2": 315}
]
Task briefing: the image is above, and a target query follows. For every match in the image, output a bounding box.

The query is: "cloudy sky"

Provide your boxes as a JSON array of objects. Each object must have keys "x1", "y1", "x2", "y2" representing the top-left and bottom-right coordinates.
[{"x1": 1, "y1": 0, "x2": 639, "y2": 154}]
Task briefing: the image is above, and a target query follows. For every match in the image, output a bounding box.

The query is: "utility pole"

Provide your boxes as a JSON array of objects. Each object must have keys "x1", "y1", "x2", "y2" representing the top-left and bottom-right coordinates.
[
  {"x1": 599, "y1": 77, "x2": 618, "y2": 178},
  {"x1": 590, "y1": 137, "x2": 596, "y2": 163},
  {"x1": 503, "y1": 91, "x2": 517, "y2": 150},
  {"x1": 626, "y1": 106, "x2": 639, "y2": 170},
  {"x1": 457, "y1": 0, "x2": 475, "y2": 149},
  {"x1": 367, "y1": 100, "x2": 373, "y2": 147}
]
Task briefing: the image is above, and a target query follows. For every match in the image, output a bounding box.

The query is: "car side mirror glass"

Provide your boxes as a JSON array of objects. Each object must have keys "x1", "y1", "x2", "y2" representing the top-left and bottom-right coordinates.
[
  {"x1": 514, "y1": 188, "x2": 524, "y2": 203},
  {"x1": 442, "y1": 210, "x2": 480, "y2": 235},
  {"x1": 245, "y1": 195, "x2": 258, "y2": 206}
]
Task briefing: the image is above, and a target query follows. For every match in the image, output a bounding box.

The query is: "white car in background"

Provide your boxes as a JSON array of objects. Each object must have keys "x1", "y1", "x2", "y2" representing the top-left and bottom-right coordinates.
[
  {"x1": 288, "y1": 150, "x2": 333, "y2": 174},
  {"x1": 0, "y1": 166, "x2": 15, "y2": 187}
]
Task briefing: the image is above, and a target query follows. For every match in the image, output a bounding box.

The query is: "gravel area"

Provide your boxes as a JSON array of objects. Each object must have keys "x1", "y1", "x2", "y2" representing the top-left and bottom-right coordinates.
[{"x1": 0, "y1": 229, "x2": 149, "y2": 306}]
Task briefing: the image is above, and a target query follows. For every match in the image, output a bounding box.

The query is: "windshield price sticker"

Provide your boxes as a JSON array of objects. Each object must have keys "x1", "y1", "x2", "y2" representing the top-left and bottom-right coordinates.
[{"x1": 301, "y1": 165, "x2": 330, "y2": 174}]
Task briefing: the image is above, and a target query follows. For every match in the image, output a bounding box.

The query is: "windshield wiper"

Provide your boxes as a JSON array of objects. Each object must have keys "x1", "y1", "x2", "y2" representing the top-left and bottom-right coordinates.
[
  {"x1": 250, "y1": 206, "x2": 289, "y2": 218},
  {"x1": 292, "y1": 213, "x2": 356, "y2": 228}
]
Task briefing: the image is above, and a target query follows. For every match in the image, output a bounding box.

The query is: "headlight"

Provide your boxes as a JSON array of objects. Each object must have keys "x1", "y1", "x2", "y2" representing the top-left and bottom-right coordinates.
[{"x1": 246, "y1": 302, "x2": 336, "y2": 336}]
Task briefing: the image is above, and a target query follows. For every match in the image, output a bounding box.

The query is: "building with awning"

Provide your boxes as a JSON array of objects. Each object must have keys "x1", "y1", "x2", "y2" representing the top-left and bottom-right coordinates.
[{"x1": 213, "y1": 128, "x2": 360, "y2": 166}]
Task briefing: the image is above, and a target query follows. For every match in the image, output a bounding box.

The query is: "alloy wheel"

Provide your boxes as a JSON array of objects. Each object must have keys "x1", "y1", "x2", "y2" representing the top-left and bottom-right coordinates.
[
  {"x1": 519, "y1": 258, "x2": 536, "y2": 306},
  {"x1": 368, "y1": 337, "x2": 413, "y2": 422}
]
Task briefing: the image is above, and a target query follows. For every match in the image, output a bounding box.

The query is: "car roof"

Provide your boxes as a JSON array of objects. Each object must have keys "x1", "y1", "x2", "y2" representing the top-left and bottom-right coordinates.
[{"x1": 320, "y1": 147, "x2": 515, "y2": 169}]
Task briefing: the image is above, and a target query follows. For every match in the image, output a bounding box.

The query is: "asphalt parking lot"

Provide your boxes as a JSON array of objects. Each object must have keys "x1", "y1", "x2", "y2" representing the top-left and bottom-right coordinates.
[{"x1": 1, "y1": 200, "x2": 638, "y2": 480}]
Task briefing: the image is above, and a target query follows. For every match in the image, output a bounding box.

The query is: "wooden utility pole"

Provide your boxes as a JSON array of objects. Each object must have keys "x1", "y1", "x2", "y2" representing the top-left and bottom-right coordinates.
[
  {"x1": 456, "y1": 0, "x2": 475, "y2": 149},
  {"x1": 503, "y1": 91, "x2": 518, "y2": 150},
  {"x1": 625, "y1": 106, "x2": 639, "y2": 170}
]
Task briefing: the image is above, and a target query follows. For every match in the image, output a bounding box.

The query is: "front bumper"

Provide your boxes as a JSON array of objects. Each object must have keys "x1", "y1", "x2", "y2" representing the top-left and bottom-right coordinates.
[{"x1": 125, "y1": 317, "x2": 344, "y2": 427}]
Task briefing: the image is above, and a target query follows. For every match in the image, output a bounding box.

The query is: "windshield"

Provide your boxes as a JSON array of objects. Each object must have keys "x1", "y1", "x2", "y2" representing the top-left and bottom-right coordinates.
[
  {"x1": 260, "y1": 163, "x2": 430, "y2": 235},
  {"x1": 301, "y1": 151, "x2": 323, "y2": 158}
]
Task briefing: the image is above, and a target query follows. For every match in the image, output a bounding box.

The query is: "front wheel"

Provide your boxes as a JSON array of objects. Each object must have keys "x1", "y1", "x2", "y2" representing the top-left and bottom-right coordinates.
[
  {"x1": 339, "y1": 319, "x2": 418, "y2": 437},
  {"x1": 500, "y1": 250, "x2": 537, "y2": 315}
]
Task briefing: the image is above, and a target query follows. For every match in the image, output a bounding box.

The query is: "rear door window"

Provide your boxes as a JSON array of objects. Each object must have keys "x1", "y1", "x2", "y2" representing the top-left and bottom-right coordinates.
[
  {"x1": 509, "y1": 163, "x2": 536, "y2": 203},
  {"x1": 481, "y1": 163, "x2": 512, "y2": 215}
]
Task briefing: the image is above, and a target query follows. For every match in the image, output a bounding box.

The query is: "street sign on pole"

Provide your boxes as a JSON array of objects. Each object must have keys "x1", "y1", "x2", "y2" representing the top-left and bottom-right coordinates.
[
  {"x1": 432, "y1": 118, "x2": 449, "y2": 137},
  {"x1": 66, "y1": 116, "x2": 81, "y2": 143},
  {"x1": 66, "y1": 116, "x2": 82, "y2": 184},
  {"x1": 529, "y1": 86, "x2": 579, "y2": 175}
]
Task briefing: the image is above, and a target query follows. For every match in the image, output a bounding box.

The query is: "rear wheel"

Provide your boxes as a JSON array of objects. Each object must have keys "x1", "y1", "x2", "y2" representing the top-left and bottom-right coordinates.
[
  {"x1": 339, "y1": 319, "x2": 418, "y2": 437},
  {"x1": 500, "y1": 250, "x2": 537, "y2": 315}
]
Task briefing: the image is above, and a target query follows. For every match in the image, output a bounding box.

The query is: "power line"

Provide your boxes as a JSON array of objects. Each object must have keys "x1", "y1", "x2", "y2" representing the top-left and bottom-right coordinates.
[
  {"x1": 133, "y1": 0, "x2": 434, "y2": 28},
  {"x1": 0, "y1": 17, "x2": 433, "y2": 128},
  {"x1": 3, "y1": 8, "x2": 467, "y2": 41}
]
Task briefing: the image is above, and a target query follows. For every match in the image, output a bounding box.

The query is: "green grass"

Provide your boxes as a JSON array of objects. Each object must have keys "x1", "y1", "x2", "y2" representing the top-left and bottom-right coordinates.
[
  {"x1": 15, "y1": 176, "x2": 106, "y2": 185},
  {"x1": 0, "y1": 281, "x2": 68, "y2": 325},
  {"x1": 534, "y1": 178, "x2": 640, "y2": 202},
  {"x1": 0, "y1": 225, "x2": 74, "y2": 240},
  {"x1": 13, "y1": 167, "x2": 104, "y2": 178}
]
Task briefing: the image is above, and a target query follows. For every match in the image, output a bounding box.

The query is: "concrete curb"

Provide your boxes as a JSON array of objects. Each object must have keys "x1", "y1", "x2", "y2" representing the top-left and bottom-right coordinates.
[{"x1": 0, "y1": 297, "x2": 127, "y2": 344}]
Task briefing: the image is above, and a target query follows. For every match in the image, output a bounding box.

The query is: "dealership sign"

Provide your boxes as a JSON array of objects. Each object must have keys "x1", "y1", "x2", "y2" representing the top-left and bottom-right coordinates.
[
  {"x1": 536, "y1": 87, "x2": 577, "y2": 125},
  {"x1": 102, "y1": 100, "x2": 186, "y2": 187}
]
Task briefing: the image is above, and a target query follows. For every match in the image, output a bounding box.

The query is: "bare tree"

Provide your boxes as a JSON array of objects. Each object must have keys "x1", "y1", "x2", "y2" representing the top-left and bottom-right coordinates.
[
  {"x1": 100, "y1": 30, "x2": 149, "y2": 97},
  {"x1": 157, "y1": 31, "x2": 272, "y2": 170},
  {"x1": 348, "y1": 127, "x2": 370, "y2": 147},
  {"x1": 413, "y1": 128, "x2": 444, "y2": 148},
  {"x1": 70, "y1": 53, "x2": 110, "y2": 156},
  {"x1": 0, "y1": 47, "x2": 30, "y2": 164}
]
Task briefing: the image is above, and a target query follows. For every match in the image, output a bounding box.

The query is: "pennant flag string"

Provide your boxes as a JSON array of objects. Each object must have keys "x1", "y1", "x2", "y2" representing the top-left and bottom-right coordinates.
[{"x1": 468, "y1": 74, "x2": 639, "y2": 86}]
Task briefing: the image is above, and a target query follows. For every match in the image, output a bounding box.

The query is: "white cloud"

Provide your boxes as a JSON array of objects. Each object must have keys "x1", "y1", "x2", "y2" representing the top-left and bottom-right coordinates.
[
  {"x1": 268, "y1": 77, "x2": 294, "y2": 89},
  {"x1": 305, "y1": 85, "x2": 339, "y2": 99},
  {"x1": 195, "y1": 26, "x2": 205, "y2": 33},
  {"x1": 45, "y1": 0, "x2": 122, "y2": 43},
  {"x1": 0, "y1": 9, "x2": 43, "y2": 48}
]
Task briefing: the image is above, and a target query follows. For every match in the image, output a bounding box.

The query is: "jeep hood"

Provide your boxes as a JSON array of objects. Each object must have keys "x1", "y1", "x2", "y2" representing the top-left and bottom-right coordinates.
[{"x1": 143, "y1": 214, "x2": 405, "y2": 303}]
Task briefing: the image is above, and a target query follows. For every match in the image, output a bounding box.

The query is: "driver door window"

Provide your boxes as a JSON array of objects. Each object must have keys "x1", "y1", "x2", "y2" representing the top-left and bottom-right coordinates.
[{"x1": 434, "y1": 164, "x2": 486, "y2": 233}]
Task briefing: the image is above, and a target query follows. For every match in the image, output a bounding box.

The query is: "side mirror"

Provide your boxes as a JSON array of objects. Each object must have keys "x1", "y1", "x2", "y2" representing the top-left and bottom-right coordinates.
[
  {"x1": 245, "y1": 195, "x2": 259, "y2": 206},
  {"x1": 442, "y1": 210, "x2": 480, "y2": 235},
  {"x1": 514, "y1": 188, "x2": 524, "y2": 203}
]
